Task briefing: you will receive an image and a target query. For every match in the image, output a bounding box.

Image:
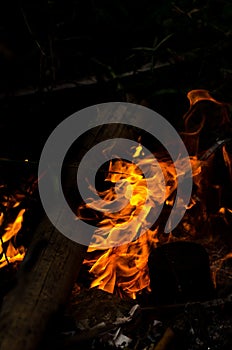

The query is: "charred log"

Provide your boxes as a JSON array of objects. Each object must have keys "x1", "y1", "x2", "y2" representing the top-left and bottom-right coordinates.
[{"x1": 0, "y1": 111, "x2": 138, "y2": 350}]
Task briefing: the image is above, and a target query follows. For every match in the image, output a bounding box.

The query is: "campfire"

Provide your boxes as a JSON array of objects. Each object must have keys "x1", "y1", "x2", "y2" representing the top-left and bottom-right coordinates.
[
  {"x1": 0, "y1": 89, "x2": 231, "y2": 350},
  {"x1": 78, "y1": 89, "x2": 232, "y2": 301}
]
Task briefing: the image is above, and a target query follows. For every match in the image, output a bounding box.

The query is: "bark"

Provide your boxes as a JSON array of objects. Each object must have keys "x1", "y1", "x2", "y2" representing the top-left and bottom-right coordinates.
[{"x1": 0, "y1": 110, "x2": 138, "y2": 350}]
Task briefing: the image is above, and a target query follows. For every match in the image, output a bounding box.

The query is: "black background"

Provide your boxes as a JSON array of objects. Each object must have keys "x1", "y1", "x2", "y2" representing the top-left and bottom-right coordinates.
[{"x1": 0, "y1": 0, "x2": 231, "y2": 160}]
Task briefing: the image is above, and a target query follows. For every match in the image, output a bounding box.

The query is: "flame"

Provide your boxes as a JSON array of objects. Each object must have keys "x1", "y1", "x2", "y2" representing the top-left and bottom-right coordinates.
[
  {"x1": 81, "y1": 145, "x2": 201, "y2": 299},
  {"x1": 211, "y1": 251, "x2": 232, "y2": 288},
  {"x1": 81, "y1": 90, "x2": 232, "y2": 299},
  {"x1": 82, "y1": 156, "x2": 163, "y2": 298},
  {"x1": 186, "y1": 89, "x2": 223, "y2": 107},
  {"x1": 181, "y1": 89, "x2": 232, "y2": 156},
  {"x1": 222, "y1": 144, "x2": 232, "y2": 180},
  {"x1": 0, "y1": 207, "x2": 26, "y2": 269}
]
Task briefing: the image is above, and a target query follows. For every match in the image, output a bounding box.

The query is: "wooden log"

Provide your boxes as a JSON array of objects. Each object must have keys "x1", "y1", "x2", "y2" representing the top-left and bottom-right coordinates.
[
  {"x1": 0, "y1": 109, "x2": 139, "y2": 350},
  {"x1": 0, "y1": 214, "x2": 87, "y2": 350}
]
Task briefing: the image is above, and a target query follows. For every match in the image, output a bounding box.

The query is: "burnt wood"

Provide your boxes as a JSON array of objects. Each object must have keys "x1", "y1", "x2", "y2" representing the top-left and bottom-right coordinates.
[
  {"x1": 0, "y1": 216, "x2": 87, "y2": 350},
  {"x1": 0, "y1": 109, "x2": 138, "y2": 350}
]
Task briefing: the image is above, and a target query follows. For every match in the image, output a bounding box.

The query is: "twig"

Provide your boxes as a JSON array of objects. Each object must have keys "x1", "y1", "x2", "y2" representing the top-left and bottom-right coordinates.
[
  {"x1": 145, "y1": 293, "x2": 232, "y2": 350},
  {"x1": 153, "y1": 327, "x2": 175, "y2": 350},
  {"x1": 20, "y1": 5, "x2": 46, "y2": 57},
  {"x1": 141, "y1": 292, "x2": 232, "y2": 317}
]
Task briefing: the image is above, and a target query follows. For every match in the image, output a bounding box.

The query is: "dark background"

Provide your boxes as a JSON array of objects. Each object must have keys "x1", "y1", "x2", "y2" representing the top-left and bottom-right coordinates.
[{"x1": 0, "y1": 0, "x2": 231, "y2": 160}]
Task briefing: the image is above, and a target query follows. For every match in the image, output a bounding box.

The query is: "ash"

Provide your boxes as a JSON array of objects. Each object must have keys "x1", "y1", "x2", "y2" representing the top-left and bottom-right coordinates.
[{"x1": 46, "y1": 280, "x2": 232, "y2": 350}]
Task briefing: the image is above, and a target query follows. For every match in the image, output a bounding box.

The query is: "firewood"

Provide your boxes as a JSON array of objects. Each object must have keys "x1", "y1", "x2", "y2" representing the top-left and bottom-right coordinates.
[
  {"x1": 0, "y1": 113, "x2": 138, "y2": 350},
  {"x1": 0, "y1": 214, "x2": 87, "y2": 350}
]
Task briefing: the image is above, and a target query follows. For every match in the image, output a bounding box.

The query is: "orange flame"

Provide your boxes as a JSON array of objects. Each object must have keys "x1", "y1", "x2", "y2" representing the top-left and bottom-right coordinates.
[
  {"x1": 82, "y1": 90, "x2": 232, "y2": 299},
  {"x1": 81, "y1": 147, "x2": 201, "y2": 298},
  {"x1": 0, "y1": 208, "x2": 26, "y2": 269},
  {"x1": 186, "y1": 89, "x2": 223, "y2": 107}
]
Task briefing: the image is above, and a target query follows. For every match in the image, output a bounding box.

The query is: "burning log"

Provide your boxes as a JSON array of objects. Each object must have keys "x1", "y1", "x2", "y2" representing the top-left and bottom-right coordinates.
[
  {"x1": 0, "y1": 117, "x2": 138, "y2": 350},
  {"x1": 0, "y1": 212, "x2": 88, "y2": 350}
]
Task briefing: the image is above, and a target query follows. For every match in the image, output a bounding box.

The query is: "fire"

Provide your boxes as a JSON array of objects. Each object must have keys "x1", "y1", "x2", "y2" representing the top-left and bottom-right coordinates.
[
  {"x1": 0, "y1": 172, "x2": 37, "y2": 269},
  {"x1": 0, "y1": 204, "x2": 26, "y2": 269},
  {"x1": 81, "y1": 89, "x2": 232, "y2": 299},
  {"x1": 81, "y1": 155, "x2": 163, "y2": 299},
  {"x1": 186, "y1": 89, "x2": 223, "y2": 107},
  {"x1": 81, "y1": 151, "x2": 200, "y2": 299},
  {"x1": 1, "y1": 89, "x2": 229, "y2": 301}
]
